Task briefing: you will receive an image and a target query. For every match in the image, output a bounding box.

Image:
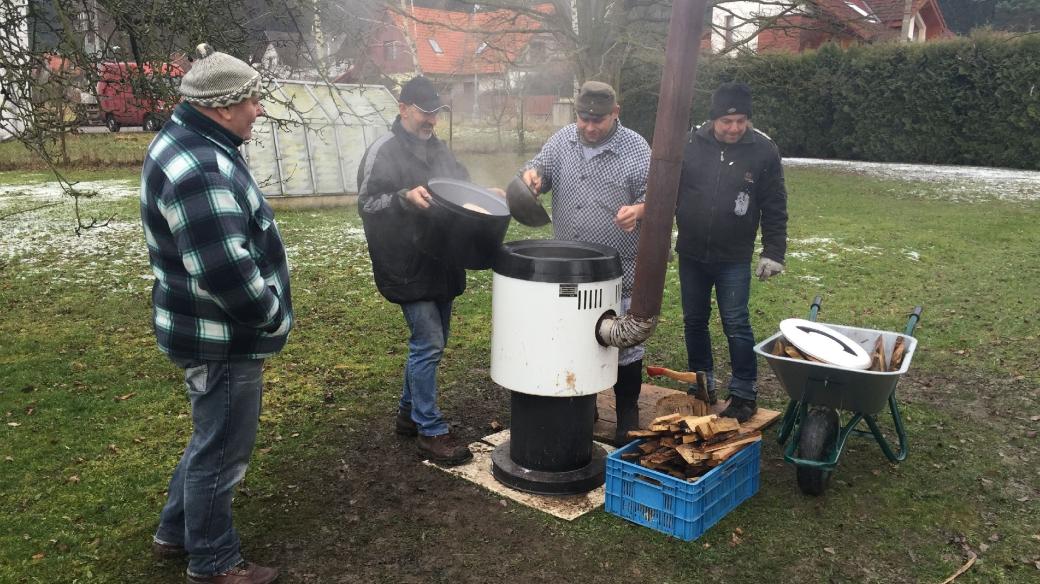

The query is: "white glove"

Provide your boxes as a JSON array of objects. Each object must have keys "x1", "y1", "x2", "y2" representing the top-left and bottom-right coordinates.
[{"x1": 755, "y1": 257, "x2": 784, "y2": 281}]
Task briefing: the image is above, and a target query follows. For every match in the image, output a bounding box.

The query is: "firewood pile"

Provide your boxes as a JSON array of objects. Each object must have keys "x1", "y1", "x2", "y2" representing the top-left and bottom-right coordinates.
[
  {"x1": 771, "y1": 335, "x2": 907, "y2": 372},
  {"x1": 621, "y1": 413, "x2": 762, "y2": 482}
]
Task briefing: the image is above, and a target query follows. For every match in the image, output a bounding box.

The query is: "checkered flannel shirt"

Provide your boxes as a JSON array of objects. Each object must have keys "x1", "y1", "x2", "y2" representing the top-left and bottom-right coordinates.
[
  {"x1": 525, "y1": 122, "x2": 651, "y2": 297},
  {"x1": 140, "y1": 103, "x2": 292, "y2": 361}
]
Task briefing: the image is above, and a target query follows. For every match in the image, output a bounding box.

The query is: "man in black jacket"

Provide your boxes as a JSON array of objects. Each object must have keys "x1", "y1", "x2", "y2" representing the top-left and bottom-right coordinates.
[
  {"x1": 675, "y1": 82, "x2": 788, "y2": 422},
  {"x1": 357, "y1": 76, "x2": 473, "y2": 465}
]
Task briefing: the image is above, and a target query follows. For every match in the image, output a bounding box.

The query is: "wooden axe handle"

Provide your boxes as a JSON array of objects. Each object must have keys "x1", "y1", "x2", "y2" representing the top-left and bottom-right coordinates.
[{"x1": 645, "y1": 366, "x2": 698, "y2": 384}]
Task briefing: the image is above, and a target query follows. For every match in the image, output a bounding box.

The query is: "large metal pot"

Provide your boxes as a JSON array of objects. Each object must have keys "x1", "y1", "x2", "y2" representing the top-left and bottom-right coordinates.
[{"x1": 425, "y1": 177, "x2": 511, "y2": 270}]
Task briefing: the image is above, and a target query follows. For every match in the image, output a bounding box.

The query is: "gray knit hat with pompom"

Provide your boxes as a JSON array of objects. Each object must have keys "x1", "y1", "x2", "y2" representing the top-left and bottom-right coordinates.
[{"x1": 179, "y1": 43, "x2": 262, "y2": 107}]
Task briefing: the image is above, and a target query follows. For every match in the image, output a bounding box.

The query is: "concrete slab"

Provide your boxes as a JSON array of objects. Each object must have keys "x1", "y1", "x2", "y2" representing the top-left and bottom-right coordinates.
[{"x1": 423, "y1": 429, "x2": 615, "y2": 521}]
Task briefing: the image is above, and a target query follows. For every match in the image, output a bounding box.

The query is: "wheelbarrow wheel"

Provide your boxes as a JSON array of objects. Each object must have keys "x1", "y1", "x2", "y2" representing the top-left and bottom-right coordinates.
[{"x1": 797, "y1": 407, "x2": 839, "y2": 496}]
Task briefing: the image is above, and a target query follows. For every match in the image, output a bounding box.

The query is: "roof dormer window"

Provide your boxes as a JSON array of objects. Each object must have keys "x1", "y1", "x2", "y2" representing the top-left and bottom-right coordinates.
[
  {"x1": 428, "y1": 38, "x2": 444, "y2": 54},
  {"x1": 844, "y1": 1, "x2": 880, "y2": 24},
  {"x1": 476, "y1": 42, "x2": 488, "y2": 55}
]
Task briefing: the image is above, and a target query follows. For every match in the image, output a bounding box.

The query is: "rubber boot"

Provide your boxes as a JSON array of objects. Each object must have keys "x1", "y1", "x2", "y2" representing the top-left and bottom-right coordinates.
[{"x1": 613, "y1": 359, "x2": 643, "y2": 446}]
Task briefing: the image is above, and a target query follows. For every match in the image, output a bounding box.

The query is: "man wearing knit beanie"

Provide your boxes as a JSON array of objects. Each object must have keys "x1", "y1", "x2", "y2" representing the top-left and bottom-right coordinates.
[
  {"x1": 141, "y1": 43, "x2": 288, "y2": 584},
  {"x1": 673, "y1": 81, "x2": 788, "y2": 423}
]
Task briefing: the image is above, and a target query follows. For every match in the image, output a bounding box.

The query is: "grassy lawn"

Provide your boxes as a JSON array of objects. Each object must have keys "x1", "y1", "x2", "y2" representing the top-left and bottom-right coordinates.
[
  {"x1": 0, "y1": 133, "x2": 155, "y2": 171},
  {"x1": 0, "y1": 165, "x2": 1037, "y2": 583}
]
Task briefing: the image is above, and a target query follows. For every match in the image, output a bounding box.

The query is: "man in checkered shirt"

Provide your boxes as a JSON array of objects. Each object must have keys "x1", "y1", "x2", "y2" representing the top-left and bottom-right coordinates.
[
  {"x1": 519, "y1": 81, "x2": 651, "y2": 445},
  {"x1": 140, "y1": 44, "x2": 289, "y2": 584}
]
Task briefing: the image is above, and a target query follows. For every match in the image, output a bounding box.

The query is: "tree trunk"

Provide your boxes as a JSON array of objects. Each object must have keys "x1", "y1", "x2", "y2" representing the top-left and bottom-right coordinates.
[{"x1": 399, "y1": 0, "x2": 423, "y2": 74}]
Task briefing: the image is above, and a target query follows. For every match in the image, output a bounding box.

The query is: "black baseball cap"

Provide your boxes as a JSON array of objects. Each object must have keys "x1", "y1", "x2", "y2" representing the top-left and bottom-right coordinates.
[{"x1": 399, "y1": 76, "x2": 447, "y2": 113}]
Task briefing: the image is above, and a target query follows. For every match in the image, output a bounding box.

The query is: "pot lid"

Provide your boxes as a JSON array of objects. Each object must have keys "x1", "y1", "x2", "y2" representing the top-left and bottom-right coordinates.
[
  {"x1": 504, "y1": 175, "x2": 551, "y2": 227},
  {"x1": 428, "y1": 177, "x2": 510, "y2": 216},
  {"x1": 778, "y1": 318, "x2": 871, "y2": 370}
]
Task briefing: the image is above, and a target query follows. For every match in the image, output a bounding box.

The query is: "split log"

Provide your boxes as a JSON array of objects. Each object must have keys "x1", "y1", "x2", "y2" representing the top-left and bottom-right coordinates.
[
  {"x1": 637, "y1": 441, "x2": 660, "y2": 454},
  {"x1": 675, "y1": 444, "x2": 712, "y2": 464},
  {"x1": 698, "y1": 431, "x2": 762, "y2": 453},
  {"x1": 655, "y1": 393, "x2": 710, "y2": 418},
  {"x1": 710, "y1": 418, "x2": 742, "y2": 434},
  {"x1": 646, "y1": 449, "x2": 680, "y2": 465},
  {"x1": 700, "y1": 429, "x2": 740, "y2": 446},
  {"x1": 869, "y1": 335, "x2": 887, "y2": 372},
  {"x1": 783, "y1": 342, "x2": 824, "y2": 363},
  {"x1": 678, "y1": 414, "x2": 717, "y2": 432},
  {"x1": 890, "y1": 336, "x2": 907, "y2": 371},
  {"x1": 650, "y1": 413, "x2": 684, "y2": 425}
]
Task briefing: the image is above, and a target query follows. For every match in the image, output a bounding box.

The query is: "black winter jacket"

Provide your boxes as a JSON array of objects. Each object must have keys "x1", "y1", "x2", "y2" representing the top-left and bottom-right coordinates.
[
  {"x1": 675, "y1": 122, "x2": 788, "y2": 264},
  {"x1": 357, "y1": 117, "x2": 470, "y2": 304}
]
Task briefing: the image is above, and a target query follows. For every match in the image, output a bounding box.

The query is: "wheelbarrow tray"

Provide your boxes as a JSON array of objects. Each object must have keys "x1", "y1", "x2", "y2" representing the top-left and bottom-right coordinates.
[{"x1": 753, "y1": 323, "x2": 917, "y2": 415}]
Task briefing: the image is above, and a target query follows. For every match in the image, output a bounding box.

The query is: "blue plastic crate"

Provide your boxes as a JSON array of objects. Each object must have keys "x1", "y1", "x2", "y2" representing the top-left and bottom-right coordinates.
[{"x1": 604, "y1": 439, "x2": 761, "y2": 541}]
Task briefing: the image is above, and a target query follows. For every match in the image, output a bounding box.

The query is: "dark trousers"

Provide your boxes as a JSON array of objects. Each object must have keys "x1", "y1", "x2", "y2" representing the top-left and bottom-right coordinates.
[{"x1": 678, "y1": 256, "x2": 757, "y2": 400}]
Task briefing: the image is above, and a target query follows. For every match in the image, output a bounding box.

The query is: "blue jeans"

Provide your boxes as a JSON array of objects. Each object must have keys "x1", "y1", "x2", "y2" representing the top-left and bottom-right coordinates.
[
  {"x1": 399, "y1": 300, "x2": 452, "y2": 436},
  {"x1": 678, "y1": 257, "x2": 757, "y2": 400},
  {"x1": 154, "y1": 358, "x2": 265, "y2": 577}
]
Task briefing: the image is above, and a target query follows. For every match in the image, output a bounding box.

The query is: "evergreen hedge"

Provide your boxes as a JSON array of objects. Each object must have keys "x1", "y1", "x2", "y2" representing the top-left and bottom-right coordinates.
[{"x1": 619, "y1": 33, "x2": 1040, "y2": 170}]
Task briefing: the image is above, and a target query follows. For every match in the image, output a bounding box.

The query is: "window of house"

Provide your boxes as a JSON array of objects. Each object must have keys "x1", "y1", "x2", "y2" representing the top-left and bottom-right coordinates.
[
  {"x1": 844, "y1": 1, "x2": 880, "y2": 23},
  {"x1": 383, "y1": 40, "x2": 397, "y2": 61},
  {"x1": 429, "y1": 38, "x2": 444, "y2": 54},
  {"x1": 476, "y1": 42, "x2": 488, "y2": 55}
]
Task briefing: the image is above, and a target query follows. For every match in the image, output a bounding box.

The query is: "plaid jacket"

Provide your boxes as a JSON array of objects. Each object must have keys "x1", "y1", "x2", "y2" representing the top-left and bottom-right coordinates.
[
  {"x1": 140, "y1": 102, "x2": 292, "y2": 361},
  {"x1": 525, "y1": 122, "x2": 651, "y2": 297}
]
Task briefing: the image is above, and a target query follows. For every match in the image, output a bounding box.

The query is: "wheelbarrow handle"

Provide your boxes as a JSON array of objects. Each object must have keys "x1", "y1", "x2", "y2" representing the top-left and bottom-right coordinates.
[
  {"x1": 904, "y1": 305, "x2": 924, "y2": 337},
  {"x1": 808, "y1": 296, "x2": 823, "y2": 322}
]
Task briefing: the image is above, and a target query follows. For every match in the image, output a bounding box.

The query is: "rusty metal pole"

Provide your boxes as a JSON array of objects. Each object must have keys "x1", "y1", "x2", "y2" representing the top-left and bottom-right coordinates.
[
  {"x1": 630, "y1": 0, "x2": 708, "y2": 319},
  {"x1": 596, "y1": 0, "x2": 709, "y2": 349}
]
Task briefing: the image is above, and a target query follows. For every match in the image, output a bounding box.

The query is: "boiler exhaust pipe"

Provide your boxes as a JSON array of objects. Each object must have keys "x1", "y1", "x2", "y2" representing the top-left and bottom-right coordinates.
[{"x1": 597, "y1": 0, "x2": 709, "y2": 349}]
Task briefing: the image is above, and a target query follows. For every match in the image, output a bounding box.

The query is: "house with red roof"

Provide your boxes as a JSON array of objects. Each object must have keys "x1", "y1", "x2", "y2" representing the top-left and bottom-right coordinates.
[
  {"x1": 710, "y1": 0, "x2": 950, "y2": 54},
  {"x1": 349, "y1": 4, "x2": 562, "y2": 119}
]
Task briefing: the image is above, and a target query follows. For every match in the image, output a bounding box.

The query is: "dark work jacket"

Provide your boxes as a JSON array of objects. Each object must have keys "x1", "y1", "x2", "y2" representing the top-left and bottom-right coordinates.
[
  {"x1": 675, "y1": 122, "x2": 788, "y2": 264},
  {"x1": 357, "y1": 116, "x2": 470, "y2": 304}
]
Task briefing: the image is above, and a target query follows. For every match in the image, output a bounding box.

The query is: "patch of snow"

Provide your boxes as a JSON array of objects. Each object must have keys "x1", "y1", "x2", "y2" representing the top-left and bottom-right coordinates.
[
  {"x1": 785, "y1": 158, "x2": 1040, "y2": 202},
  {"x1": 0, "y1": 180, "x2": 138, "y2": 203}
]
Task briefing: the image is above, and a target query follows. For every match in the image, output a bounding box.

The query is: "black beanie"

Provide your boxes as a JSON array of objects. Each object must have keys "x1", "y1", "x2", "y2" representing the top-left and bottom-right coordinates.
[{"x1": 709, "y1": 82, "x2": 753, "y2": 119}]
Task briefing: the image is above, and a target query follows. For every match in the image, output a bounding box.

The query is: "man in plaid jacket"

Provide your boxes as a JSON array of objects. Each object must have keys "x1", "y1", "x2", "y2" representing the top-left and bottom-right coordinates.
[
  {"x1": 140, "y1": 43, "x2": 289, "y2": 584},
  {"x1": 520, "y1": 81, "x2": 652, "y2": 445}
]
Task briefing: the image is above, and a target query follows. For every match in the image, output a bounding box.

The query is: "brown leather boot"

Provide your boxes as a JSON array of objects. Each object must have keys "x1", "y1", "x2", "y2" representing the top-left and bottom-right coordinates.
[
  {"x1": 395, "y1": 409, "x2": 418, "y2": 436},
  {"x1": 417, "y1": 432, "x2": 473, "y2": 466},
  {"x1": 719, "y1": 396, "x2": 758, "y2": 423},
  {"x1": 186, "y1": 561, "x2": 279, "y2": 584}
]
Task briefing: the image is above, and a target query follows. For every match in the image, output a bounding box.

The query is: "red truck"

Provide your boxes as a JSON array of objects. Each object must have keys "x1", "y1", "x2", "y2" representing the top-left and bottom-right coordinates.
[{"x1": 97, "y1": 62, "x2": 183, "y2": 132}]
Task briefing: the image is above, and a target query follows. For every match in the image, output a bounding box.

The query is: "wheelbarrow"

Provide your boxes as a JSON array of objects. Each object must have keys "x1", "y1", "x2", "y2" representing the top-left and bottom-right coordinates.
[{"x1": 753, "y1": 296, "x2": 922, "y2": 495}]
